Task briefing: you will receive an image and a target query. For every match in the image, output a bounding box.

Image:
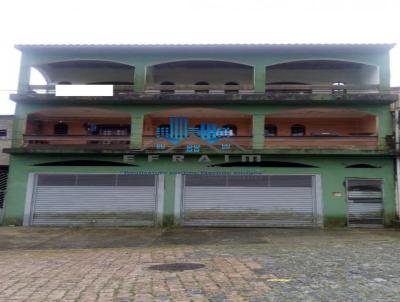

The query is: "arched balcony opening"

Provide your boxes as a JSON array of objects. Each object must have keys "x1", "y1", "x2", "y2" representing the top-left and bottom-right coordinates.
[
  {"x1": 265, "y1": 108, "x2": 378, "y2": 149},
  {"x1": 146, "y1": 60, "x2": 254, "y2": 94},
  {"x1": 24, "y1": 107, "x2": 131, "y2": 148},
  {"x1": 31, "y1": 60, "x2": 135, "y2": 94},
  {"x1": 143, "y1": 108, "x2": 252, "y2": 152},
  {"x1": 266, "y1": 60, "x2": 379, "y2": 94}
]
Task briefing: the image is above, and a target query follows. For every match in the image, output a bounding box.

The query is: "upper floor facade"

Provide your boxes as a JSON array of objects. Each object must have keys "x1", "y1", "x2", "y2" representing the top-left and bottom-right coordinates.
[
  {"x1": 15, "y1": 43, "x2": 395, "y2": 96},
  {"x1": 7, "y1": 44, "x2": 398, "y2": 156}
]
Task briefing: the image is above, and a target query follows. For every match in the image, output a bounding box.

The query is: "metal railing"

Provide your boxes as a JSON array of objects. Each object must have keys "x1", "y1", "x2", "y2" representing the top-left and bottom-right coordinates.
[
  {"x1": 265, "y1": 135, "x2": 380, "y2": 149},
  {"x1": 142, "y1": 135, "x2": 253, "y2": 152},
  {"x1": 23, "y1": 135, "x2": 130, "y2": 148},
  {"x1": 25, "y1": 83, "x2": 382, "y2": 95}
]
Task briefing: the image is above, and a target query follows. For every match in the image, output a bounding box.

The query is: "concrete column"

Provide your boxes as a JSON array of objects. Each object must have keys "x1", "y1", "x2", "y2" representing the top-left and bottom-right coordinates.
[
  {"x1": 133, "y1": 64, "x2": 146, "y2": 93},
  {"x1": 130, "y1": 113, "x2": 144, "y2": 149},
  {"x1": 17, "y1": 55, "x2": 31, "y2": 93},
  {"x1": 252, "y1": 114, "x2": 265, "y2": 150},
  {"x1": 254, "y1": 65, "x2": 266, "y2": 93},
  {"x1": 12, "y1": 117, "x2": 27, "y2": 148}
]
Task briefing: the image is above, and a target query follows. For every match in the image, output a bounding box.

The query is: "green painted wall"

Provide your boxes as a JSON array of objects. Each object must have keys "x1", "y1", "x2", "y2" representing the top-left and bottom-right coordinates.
[
  {"x1": 2, "y1": 153, "x2": 396, "y2": 227},
  {"x1": 19, "y1": 46, "x2": 392, "y2": 92}
]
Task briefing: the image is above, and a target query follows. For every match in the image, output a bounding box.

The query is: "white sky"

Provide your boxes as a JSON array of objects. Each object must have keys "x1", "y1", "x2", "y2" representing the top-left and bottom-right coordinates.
[{"x1": 0, "y1": 0, "x2": 399, "y2": 114}]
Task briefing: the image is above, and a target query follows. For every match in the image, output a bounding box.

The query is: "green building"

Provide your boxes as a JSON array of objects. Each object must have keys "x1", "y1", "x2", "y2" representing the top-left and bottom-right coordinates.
[{"x1": 2, "y1": 44, "x2": 398, "y2": 227}]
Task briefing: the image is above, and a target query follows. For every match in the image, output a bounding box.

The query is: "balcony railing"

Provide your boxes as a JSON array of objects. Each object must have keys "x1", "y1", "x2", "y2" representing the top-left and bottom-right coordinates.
[
  {"x1": 23, "y1": 135, "x2": 130, "y2": 149},
  {"x1": 265, "y1": 135, "x2": 379, "y2": 149},
  {"x1": 142, "y1": 135, "x2": 253, "y2": 152},
  {"x1": 265, "y1": 84, "x2": 380, "y2": 94},
  {"x1": 29, "y1": 85, "x2": 135, "y2": 95},
  {"x1": 145, "y1": 84, "x2": 255, "y2": 94},
  {"x1": 25, "y1": 83, "x2": 382, "y2": 95}
]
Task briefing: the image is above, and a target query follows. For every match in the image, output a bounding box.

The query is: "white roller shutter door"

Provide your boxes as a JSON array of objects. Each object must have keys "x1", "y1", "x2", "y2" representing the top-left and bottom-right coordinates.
[
  {"x1": 30, "y1": 174, "x2": 158, "y2": 226},
  {"x1": 182, "y1": 174, "x2": 317, "y2": 227}
]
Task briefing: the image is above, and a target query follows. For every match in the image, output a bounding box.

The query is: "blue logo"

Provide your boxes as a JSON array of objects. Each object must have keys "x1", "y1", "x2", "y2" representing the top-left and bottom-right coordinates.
[{"x1": 156, "y1": 117, "x2": 234, "y2": 145}]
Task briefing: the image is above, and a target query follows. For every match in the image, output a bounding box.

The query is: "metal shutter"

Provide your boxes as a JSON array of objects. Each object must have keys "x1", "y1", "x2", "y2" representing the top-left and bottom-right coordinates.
[
  {"x1": 347, "y1": 179, "x2": 383, "y2": 225},
  {"x1": 182, "y1": 175, "x2": 316, "y2": 227},
  {"x1": 31, "y1": 174, "x2": 157, "y2": 226}
]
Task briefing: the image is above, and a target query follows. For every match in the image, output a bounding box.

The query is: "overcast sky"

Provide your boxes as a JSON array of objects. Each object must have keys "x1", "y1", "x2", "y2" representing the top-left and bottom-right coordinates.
[{"x1": 0, "y1": 0, "x2": 399, "y2": 114}]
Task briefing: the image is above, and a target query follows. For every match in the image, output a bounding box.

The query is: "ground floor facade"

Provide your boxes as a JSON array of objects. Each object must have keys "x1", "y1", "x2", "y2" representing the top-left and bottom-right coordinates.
[{"x1": 1, "y1": 153, "x2": 396, "y2": 227}]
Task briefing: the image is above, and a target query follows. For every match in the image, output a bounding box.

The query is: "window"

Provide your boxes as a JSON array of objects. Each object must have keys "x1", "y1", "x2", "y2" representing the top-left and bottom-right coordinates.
[
  {"x1": 160, "y1": 81, "x2": 175, "y2": 94},
  {"x1": 264, "y1": 124, "x2": 277, "y2": 137},
  {"x1": 291, "y1": 124, "x2": 305, "y2": 136},
  {"x1": 224, "y1": 81, "x2": 239, "y2": 94},
  {"x1": 195, "y1": 81, "x2": 209, "y2": 94},
  {"x1": 222, "y1": 124, "x2": 237, "y2": 136},
  {"x1": 54, "y1": 122, "x2": 68, "y2": 135},
  {"x1": 0, "y1": 129, "x2": 6, "y2": 138}
]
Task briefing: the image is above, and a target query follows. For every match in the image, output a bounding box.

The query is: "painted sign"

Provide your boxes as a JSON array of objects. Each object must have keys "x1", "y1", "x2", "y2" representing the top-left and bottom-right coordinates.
[{"x1": 155, "y1": 117, "x2": 234, "y2": 152}]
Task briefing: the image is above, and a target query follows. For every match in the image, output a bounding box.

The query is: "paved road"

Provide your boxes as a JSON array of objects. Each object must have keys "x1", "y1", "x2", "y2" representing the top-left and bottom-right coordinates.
[{"x1": 0, "y1": 227, "x2": 399, "y2": 301}]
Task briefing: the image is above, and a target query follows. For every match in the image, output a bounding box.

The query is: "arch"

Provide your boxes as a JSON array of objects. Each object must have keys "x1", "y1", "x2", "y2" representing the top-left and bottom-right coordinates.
[
  {"x1": 33, "y1": 60, "x2": 135, "y2": 85},
  {"x1": 194, "y1": 81, "x2": 210, "y2": 85},
  {"x1": 27, "y1": 106, "x2": 131, "y2": 118},
  {"x1": 146, "y1": 60, "x2": 254, "y2": 87},
  {"x1": 265, "y1": 59, "x2": 379, "y2": 86},
  {"x1": 345, "y1": 164, "x2": 380, "y2": 168},
  {"x1": 267, "y1": 107, "x2": 377, "y2": 119},
  {"x1": 225, "y1": 81, "x2": 239, "y2": 85},
  {"x1": 33, "y1": 160, "x2": 137, "y2": 166},
  {"x1": 144, "y1": 107, "x2": 251, "y2": 118},
  {"x1": 210, "y1": 161, "x2": 317, "y2": 168}
]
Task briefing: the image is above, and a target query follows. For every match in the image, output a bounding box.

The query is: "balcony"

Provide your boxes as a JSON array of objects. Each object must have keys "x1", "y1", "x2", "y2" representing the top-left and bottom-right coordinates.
[
  {"x1": 22, "y1": 107, "x2": 131, "y2": 150},
  {"x1": 265, "y1": 135, "x2": 379, "y2": 149},
  {"x1": 264, "y1": 108, "x2": 380, "y2": 150}
]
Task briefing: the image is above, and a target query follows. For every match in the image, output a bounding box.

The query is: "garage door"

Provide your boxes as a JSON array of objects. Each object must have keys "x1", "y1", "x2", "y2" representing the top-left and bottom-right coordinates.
[
  {"x1": 29, "y1": 174, "x2": 159, "y2": 226},
  {"x1": 182, "y1": 174, "x2": 318, "y2": 227}
]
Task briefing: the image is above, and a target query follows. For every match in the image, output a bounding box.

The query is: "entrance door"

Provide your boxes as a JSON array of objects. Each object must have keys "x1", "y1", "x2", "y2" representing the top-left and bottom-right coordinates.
[{"x1": 347, "y1": 179, "x2": 383, "y2": 226}]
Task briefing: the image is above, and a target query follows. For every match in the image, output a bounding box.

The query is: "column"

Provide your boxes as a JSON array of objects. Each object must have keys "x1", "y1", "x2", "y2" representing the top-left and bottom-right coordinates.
[
  {"x1": 17, "y1": 55, "x2": 31, "y2": 93},
  {"x1": 252, "y1": 114, "x2": 265, "y2": 150},
  {"x1": 133, "y1": 64, "x2": 146, "y2": 93},
  {"x1": 254, "y1": 65, "x2": 266, "y2": 93},
  {"x1": 130, "y1": 113, "x2": 144, "y2": 149}
]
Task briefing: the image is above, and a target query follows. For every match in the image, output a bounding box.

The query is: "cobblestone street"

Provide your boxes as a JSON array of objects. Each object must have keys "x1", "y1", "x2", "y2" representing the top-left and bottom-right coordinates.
[{"x1": 0, "y1": 228, "x2": 399, "y2": 301}]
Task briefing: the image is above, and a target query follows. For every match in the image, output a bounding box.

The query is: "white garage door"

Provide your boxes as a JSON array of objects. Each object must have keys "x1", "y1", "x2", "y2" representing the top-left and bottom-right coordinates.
[
  {"x1": 29, "y1": 174, "x2": 159, "y2": 226},
  {"x1": 182, "y1": 174, "x2": 318, "y2": 227}
]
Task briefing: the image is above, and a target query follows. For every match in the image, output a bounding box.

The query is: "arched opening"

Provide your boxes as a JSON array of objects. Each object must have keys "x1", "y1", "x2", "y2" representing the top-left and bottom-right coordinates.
[
  {"x1": 160, "y1": 81, "x2": 175, "y2": 94},
  {"x1": 224, "y1": 81, "x2": 239, "y2": 94},
  {"x1": 291, "y1": 124, "x2": 305, "y2": 136},
  {"x1": 146, "y1": 60, "x2": 254, "y2": 91},
  {"x1": 33, "y1": 60, "x2": 135, "y2": 86},
  {"x1": 266, "y1": 60, "x2": 379, "y2": 93},
  {"x1": 210, "y1": 161, "x2": 317, "y2": 168},
  {"x1": 33, "y1": 160, "x2": 137, "y2": 166},
  {"x1": 54, "y1": 122, "x2": 68, "y2": 135},
  {"x1": 265, "y1": 124, "x2": 278, "y2": 137},
  {"x1": 25, "y1": 107, "x2": 131, "y2": 147},
  {"x1": 345, "y1": 164, "x2": 380, "y2": 168}
]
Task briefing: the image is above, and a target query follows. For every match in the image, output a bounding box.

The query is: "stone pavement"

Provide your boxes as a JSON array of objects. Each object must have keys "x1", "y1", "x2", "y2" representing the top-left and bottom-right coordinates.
[{"x1": 0, "y1": 227, "x2": 399, "y2": 301}]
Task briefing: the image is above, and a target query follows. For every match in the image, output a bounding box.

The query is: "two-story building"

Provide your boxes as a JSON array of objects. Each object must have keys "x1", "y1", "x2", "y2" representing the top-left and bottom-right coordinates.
[{"x1": 2, "y1": 44, "x2": 398, "y2": 227}]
